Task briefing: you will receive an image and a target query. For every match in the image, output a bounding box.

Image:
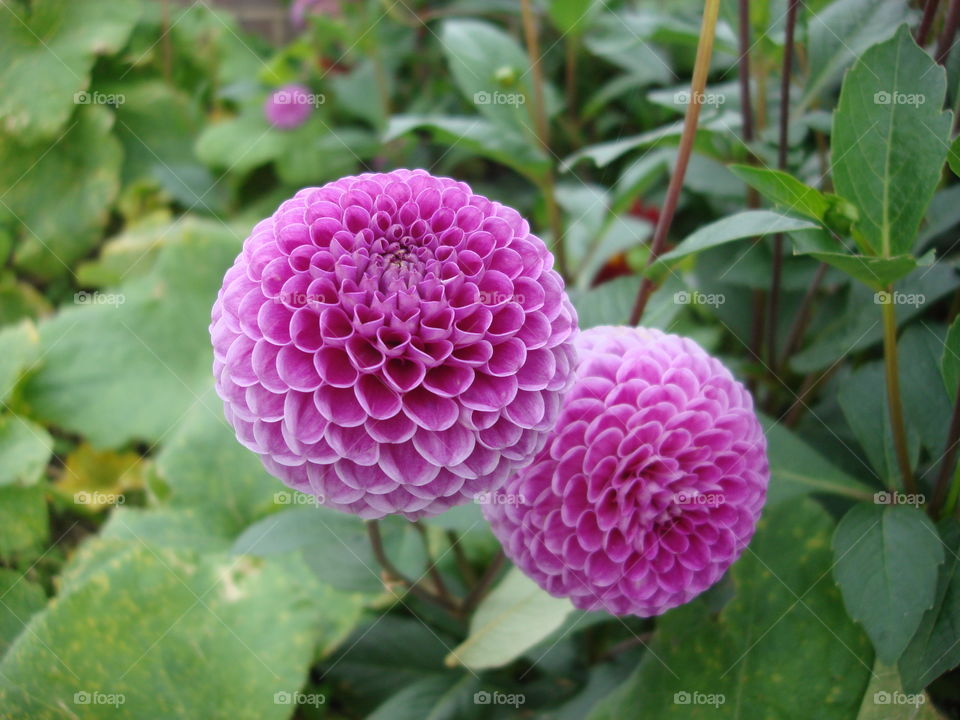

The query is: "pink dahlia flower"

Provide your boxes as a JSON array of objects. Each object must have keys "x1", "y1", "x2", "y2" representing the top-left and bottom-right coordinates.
[
  {"x1": 264, "y1": 84, "x2": 314, "y2": 130},
  {"x1": 484, "y1": 326, "x2": 768, "y2": 617},
  {"x1": 211, "y1": 169, "x2": 578, "y2": 519}
]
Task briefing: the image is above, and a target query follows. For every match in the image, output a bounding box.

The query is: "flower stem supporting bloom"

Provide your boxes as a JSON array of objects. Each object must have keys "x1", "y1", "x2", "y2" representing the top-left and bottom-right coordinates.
[
  {"x1": 629, "y1": 0, "x2": 721, "y2": 325},
  {"x1": 881, "y1": 291, "x2": 916, "y2": 493},
  {"x1": 460, "y1": 549, "x2": 505, "y2": 618},
  {"x1": 367, "y1": 520, "x2": 458, "y2": 612}
]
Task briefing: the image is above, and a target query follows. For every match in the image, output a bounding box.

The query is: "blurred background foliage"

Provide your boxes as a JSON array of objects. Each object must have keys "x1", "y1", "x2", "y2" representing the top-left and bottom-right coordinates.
[{"x1": 2, "y1": 0, "x2": 960, "y2": 717}]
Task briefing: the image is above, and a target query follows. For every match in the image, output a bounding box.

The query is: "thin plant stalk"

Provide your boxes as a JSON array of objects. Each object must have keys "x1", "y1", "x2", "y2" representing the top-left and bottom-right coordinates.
[
  {"x1": 778, "y1": 261, "x2": 828, "y2": 368},
  {"x1": 880, "y1": 295, "x2": 916, "y2": 493},
  {"x1": 367, "y1": 520, "x2": 458, "y2": 612},
  {"x1": 460, "y1": 550, "x2": 506, "y2": 617},
  {"x1": 628, "y1": 0, "x2": 722, "y2": 325},
  {"x1": 917, "y1": 0, "x2": 942, "y2": 45},
  {"x1": 520, "y1": 0, "x2": 567, "y2": 279},
  {"x1": 766, "y1": 0, "x2": 800, "y2": 369},
  {"x1": 936, "y1": 0, "x2": 960, "y2": 64}
]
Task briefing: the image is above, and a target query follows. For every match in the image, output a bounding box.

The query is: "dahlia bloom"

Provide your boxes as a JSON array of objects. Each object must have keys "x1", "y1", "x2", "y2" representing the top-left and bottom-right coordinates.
[
  {"x1": 484, "y1": 326, "x2": 768, "y2": 617},
  {"x1": 263, "y1": 84, "x2": 314, "y2": 130},
  {"x1": 211, "y1": 169, "x2": 578, "y2": 519}
]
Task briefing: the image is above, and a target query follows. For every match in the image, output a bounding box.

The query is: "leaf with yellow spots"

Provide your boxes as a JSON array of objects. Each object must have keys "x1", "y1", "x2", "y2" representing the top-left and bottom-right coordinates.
[{"x1": 54, "y1": 443, "x2": 145, "y2": 512}]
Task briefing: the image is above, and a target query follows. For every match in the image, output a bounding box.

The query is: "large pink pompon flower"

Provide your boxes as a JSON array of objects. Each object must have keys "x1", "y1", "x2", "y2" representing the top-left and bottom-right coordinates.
[
  {"x1": 210, "y1": 169, "x2": 578, "y2": 519},
  {"x1": 484, "y1": 326, "x2": 768, "y2": 617}
]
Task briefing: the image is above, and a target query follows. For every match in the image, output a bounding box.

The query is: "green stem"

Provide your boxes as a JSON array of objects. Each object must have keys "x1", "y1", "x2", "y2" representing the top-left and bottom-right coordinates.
[
  {"x1": 366, "y1": 520, "x2": 457, "y2": 612},
  {"x1": 881, "y1": 292, "x2": 916, "y2": 493},
  {"x1": 460, "y1": 550, "x2": 506, "y2": 617}
]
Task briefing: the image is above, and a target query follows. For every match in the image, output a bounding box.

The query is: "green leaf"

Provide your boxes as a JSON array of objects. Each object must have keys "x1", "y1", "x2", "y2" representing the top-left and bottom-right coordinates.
[
  {"x1": 233, "y1": 507, "x2": 425, "y2": 595},
  {"x1": 791, "y1": 233, "x2": 918, "y2": 290},
  {"x1": 0, "y1": 415, "x2": 52, "y2": 487},
  {"x1": 446, "y1": 567, "x2": 573, "y2": 671},
  {"x1": 155, "y1": 393, "x2": 279, "y2": 535},
  {"x1": 0, "y1": 320, "x2": 39, "y2": 405},
  {"x1": 831, "y1": 25, "x2": 952, "y2": 258},
  {"x1": 440, "y1": 19, "x2": 557, "y2": 136},
  {"x1": 942, "y1": 315, "x2": 960, "y2": 398},
  {"x1": 898, "y1": 324, "x2": 952, "y2": 457},
  {"x1": 900, "y1": 520, "x2": 960, "y2": 693},
  {"x1": 0, "y1": 544, "x2": 335, "y2": 719},
  {"x1": 658, "y1": 211, "x2": 819, "y2": 263},
  {"x1": 2, "y1": 106, "x2": 123, "y2": 278},
  {"x1": 384, "y1": 115, "x2": 549, "y2": 181},
  {"x1": 368, "y1": 675, "x2": 482, "y2": 720},
  {"x1": 0, "y1": 484, "x2": 48, "y2": 564},
  {"x1": 0, "y1": 0, "x2": 141, "y2": 141},
  {"x1": 763, "y1": 418, "x2": 874, "y2": 504},
  {"x1": 546, "y1": 0, "x2": 601, "y2": 36},
  {"x1": 833, "y1": 503, "x2": 944, "y2": 664},
  {"x1": 856, "y1": 661, "x2": 939, "y2": 719},
  {"x1": 728, "y1": 165, "x2": 831, "y2": 221},
  {"x1": 948, "y1": 134, "x2": 960, "y2": 178},
  {"x1": 195, "y1": 112, "x2": 286, "y2": 176},
  {"x1": 803, "y1": 0, "x2": 907, "y2": 108},
  {"x1": 21, "y1": 218, "x2": 240, "y2": 448},
  {"x1": 0, "y1": 570, "x2": 45, "y2": 660},
  {"x1": 589, "y1": 500, "x2": 873, "y2": 719}
]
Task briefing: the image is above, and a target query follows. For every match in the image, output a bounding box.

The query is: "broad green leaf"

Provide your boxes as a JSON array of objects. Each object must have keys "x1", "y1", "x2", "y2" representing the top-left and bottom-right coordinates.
[
  {"x1": 856, "y1": 661, "x2": 939, "y2": 719},
  {"x1": 155, "y1": 393, "x2": 278, "y2": 534},
  {"x1": 21, "y1": 218, "x2": 240, "y2": 448},
  {"x1": 440, "y1": 19, "x2": 558, "y2": 136},
  {"x1": 588, "y1": 500, "x2": 873, "y2": 719},
  {"x1": 0, "y1": 0, "x2": 141, "y2": 141},
  {"x1": 2, "y1": 106, "x2": 122, "y2": 278},
  {"x1": 275, "y1": 125, "x2": 377, "y2": 187},
  {"x1": 803, "y1": 0, "x2": 906, "y2": 108},
  {"x1": 790, "y1": 227, "x2": 919, "y2": 289},
  {"x1": 728, "y1": 165, "x2": 830, "y2": 221},
  {"x1": 949, "y1": 135, "x2": 960, "y2": 178},
  {"x1": 833, "y1": 503, "x2": 943, "y2": 664},
  {"x1": 0, "y1": 321, "x2": 39, "y2": 405},
  {"x1": 658, "y1": 211, "x2": 819, "y2": 263},
  {"x1": 763, "y1": 418, "x2": 873, "y2": 504},
  {"x1": 0, "y1": 416, "x2": 52, "y2": 486},
  {"x1": 898, "y1": 324, "x2": 952, "y2": 457},
  {"x1": 0, "y1": 544, "x2": 334, "y2": 719},
  {"x1": 233, "y1": 507, "x2": 425, "y2": 595},
  {"x1": 792, "y1": 264, "x2": 960, "y2": 373},
  {"x1": 54, "y1": 443, "x2": 144, "y2": 511},
  {"x1": 0, "y1": 570, "x2": 45, "y2": 660},
  {"x1": 446, "y1": 567, "x2": 573, "y2": 671},
  {"x1": 942, "y1": 315, "x2": 960, "y2": 398},
  {"x1": 368, "y1": 675, "x2": 482, "y2": 720},
  {"x1": 195, "y1": 112, "x2": 287, "y2": 176},
  {"x1": 325, "y1": 616, "x2": 459, "y2": 714},
  {"x1": 0, "y1": 484, "x2": 48, "y2": 564},
  {"x1": 832, "y1": 25, "x2": 951, "y2": 258},
  {"x1": 385, "y1": 115, "x2": 549, "y2": 180},
  {"x1": 900, "y1": 520, "x2": 960, "y2": 693},
  {"x1": 101, "y1": 507, "x2": 234, "y2": 554},
  {"x1": 546, "y1": 0, "x2": 601, "y2": 36}
]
